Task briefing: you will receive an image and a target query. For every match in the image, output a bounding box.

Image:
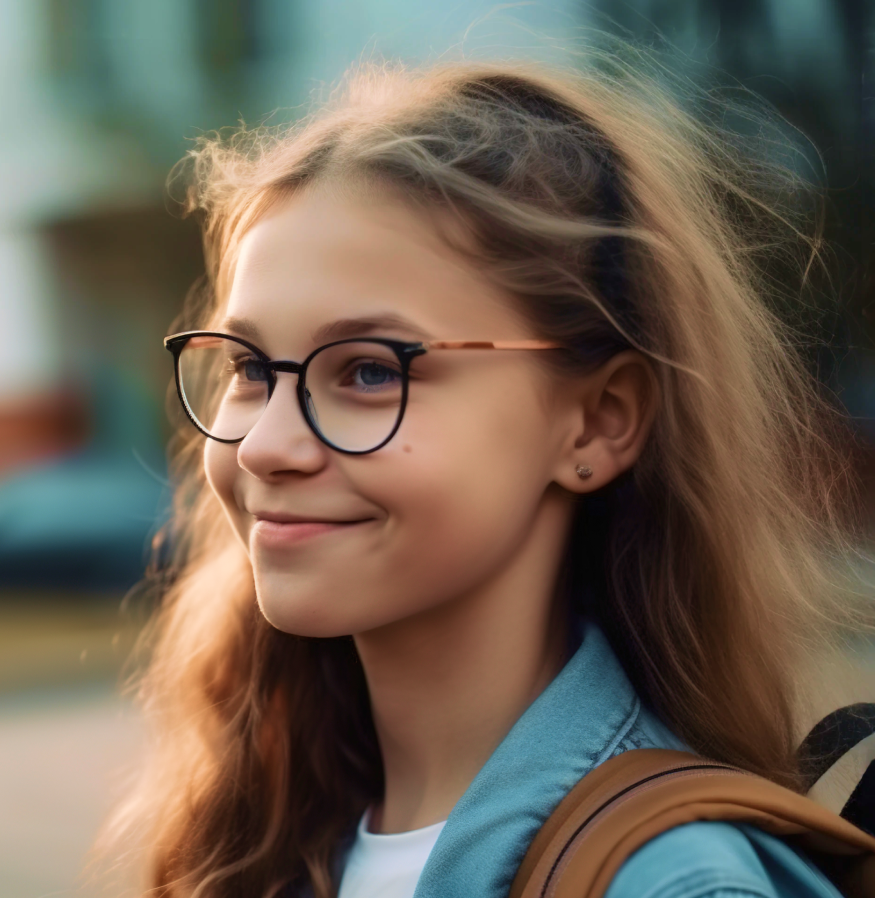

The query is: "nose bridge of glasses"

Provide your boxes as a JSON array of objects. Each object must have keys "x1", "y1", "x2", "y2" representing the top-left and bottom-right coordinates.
[
  {"x1": 270, "y1": 360, "x2": 304, "y2": 376},
  {"x1": 254, "y1": 362, "x2": 312, "y2": 440}
]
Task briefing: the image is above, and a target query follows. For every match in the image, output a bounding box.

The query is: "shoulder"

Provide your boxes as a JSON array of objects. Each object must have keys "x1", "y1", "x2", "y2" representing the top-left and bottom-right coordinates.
[{"x1": 604, "y1": 821, "x2": 842, "y2": 898}]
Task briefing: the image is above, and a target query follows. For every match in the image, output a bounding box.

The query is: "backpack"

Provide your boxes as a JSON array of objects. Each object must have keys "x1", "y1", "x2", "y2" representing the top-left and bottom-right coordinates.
[{"x1": 510, "y1": 704, "x2": 875, "y2": 898}]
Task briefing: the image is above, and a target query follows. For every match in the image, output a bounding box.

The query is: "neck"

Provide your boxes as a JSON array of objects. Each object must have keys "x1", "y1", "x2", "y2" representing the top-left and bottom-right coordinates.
[{"x1": 354, "y1": 488, "x2": 574, "y2": 834}]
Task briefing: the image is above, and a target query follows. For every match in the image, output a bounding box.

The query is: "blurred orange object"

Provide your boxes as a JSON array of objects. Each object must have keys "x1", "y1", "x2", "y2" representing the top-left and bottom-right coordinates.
[{"x1": 0, "y1": 390, "x2": 90, "y2": 475}]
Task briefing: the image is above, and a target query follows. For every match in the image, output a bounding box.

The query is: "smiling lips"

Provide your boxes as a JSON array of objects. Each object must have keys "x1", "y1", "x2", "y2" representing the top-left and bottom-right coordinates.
[{"x1": 251, "y1": 515, "x2": 375, "y2": 547}]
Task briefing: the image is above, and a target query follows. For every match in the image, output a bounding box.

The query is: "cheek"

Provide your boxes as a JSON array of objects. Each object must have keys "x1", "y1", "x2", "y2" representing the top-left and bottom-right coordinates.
[
  {"x1": 372, "y1": 389, "x2": 551, "y2": 583},
  {"x1": 204, "y1": 440, "x2": 245, "y2": 533}
]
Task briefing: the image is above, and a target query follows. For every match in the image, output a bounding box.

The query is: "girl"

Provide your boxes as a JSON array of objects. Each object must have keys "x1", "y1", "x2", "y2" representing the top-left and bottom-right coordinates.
[{"x1": 117, "y1": 52, "x2": 870, "y2": 898}]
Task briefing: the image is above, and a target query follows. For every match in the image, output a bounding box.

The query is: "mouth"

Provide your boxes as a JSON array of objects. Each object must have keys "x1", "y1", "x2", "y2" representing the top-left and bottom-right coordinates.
[{"x1": 251, "y1": 516, "x2": 376, "y2": 548}]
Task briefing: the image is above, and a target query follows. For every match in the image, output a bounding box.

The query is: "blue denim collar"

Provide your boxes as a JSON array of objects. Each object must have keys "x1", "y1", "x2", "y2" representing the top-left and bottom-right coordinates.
[{"x1": 412, "y1": 618, "x2": 662, "y2": 898}]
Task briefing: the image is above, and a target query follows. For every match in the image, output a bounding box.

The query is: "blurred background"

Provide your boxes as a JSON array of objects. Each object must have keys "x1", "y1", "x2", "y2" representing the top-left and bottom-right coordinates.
[{"x1": 0, "y1": 1, "x2": 872, "y2": 896}]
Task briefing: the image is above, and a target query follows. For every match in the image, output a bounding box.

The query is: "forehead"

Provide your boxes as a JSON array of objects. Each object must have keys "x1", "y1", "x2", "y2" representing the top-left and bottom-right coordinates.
[{"x1": 223, "y1": 184, "x2": 529, "y2": 355}]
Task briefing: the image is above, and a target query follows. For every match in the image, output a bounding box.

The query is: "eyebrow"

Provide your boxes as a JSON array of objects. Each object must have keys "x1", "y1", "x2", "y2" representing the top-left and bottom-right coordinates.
[
  {"x1": 220, "y1": 314, "x2": 433, "y2": 347},
  {"x1": 221, "y1": 316, "x2": 262, "y2": 341}
]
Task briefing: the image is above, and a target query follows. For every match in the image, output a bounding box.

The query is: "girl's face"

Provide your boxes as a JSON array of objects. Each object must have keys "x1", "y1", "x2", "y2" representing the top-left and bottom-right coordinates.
[{"x1": 204, "y1": 183, "x2": 581, "y2": 638}]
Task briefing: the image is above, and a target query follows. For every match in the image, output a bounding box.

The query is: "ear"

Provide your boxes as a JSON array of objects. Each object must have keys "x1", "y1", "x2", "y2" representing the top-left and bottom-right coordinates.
[{"x1": 550, "y1": 350, "x2": 657, "y2": 493}]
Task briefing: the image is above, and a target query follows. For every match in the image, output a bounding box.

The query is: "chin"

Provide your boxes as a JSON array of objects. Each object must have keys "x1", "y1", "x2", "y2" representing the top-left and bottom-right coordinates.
[
  {"x1": 252, "y1": 575, "x2": 374, "y2": 639},
  {"x1": 251, "y1": 565, "x2": 444, "y2": 639},
  {"x1": 256, "y1": 596, "x2": 347, "y2": 638}
]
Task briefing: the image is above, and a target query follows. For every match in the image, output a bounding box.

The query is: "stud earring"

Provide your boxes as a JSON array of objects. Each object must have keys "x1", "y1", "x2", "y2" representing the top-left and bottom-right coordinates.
[{"x1": 575, "y1": 464, "x2": 593, "y2": 480}]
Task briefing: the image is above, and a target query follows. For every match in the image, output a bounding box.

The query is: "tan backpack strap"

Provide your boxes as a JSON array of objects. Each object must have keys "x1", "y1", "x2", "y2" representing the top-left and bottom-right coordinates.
[{"x1": 510, "y1": 749, "x2": 875, "y2": 898}]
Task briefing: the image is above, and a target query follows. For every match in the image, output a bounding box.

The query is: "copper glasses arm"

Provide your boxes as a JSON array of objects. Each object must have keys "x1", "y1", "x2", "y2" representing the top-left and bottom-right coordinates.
[{"x1": 422, "y1": 340, "x2": 562, "y2": 350}]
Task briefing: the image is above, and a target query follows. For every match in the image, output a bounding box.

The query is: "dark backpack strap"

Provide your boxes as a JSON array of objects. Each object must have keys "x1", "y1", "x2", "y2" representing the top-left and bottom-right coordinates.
[
  {"x1": 799, "y1": 704, "x2": 875, "y2": 787},
  {"x1": 843, "y1": 762, "x2": 875, "y2": 838},
  {"x1": 799, "y1": 703, "x2": 875, "y2": 836}
]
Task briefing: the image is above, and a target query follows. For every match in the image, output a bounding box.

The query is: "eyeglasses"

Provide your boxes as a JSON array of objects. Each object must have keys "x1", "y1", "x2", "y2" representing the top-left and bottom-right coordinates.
[{"x1": 164, "y1": 330, "x2": 562, "y2": 455}]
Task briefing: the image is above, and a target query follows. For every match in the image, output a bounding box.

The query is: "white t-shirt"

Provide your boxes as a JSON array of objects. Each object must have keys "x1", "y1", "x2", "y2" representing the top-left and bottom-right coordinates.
[{"x1": 337, "y1": 808, "x2": 447, "y2": 898}]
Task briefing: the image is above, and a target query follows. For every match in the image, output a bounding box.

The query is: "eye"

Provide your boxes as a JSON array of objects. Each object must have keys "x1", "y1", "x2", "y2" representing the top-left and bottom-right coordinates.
[
  {"x1": 343, "y1": 360, "x2": 402, "y2": 393},
  {"x1": 240, "y1": 358, "x2": 269, "y2": 382},
  {"x1": 228, "y1": 354, "x2": 268, "y2": 382}
]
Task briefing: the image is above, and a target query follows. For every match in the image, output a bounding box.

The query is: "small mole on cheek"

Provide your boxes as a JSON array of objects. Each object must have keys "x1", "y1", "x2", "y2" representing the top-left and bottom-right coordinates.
[{"x1": 403, "y1": 444, "x2": 412, "y2": 453}]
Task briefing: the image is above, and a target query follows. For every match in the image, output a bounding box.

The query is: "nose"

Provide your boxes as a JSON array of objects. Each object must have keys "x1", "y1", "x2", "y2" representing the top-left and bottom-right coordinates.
[{"x1": 236, "y1": 373, "x2": 328, "y2": 480}]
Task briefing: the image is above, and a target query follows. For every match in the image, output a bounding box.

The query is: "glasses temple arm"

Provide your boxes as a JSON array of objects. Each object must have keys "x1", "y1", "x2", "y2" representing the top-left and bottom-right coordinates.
[{"x1": 424, "y1": 340, "x2": 562, "y2": 350}]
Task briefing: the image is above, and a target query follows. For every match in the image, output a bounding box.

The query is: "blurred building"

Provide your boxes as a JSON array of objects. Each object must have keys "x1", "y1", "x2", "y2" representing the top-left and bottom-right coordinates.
[{"x1": 0, "y1": 0, "x2": 870, "y2": 593}]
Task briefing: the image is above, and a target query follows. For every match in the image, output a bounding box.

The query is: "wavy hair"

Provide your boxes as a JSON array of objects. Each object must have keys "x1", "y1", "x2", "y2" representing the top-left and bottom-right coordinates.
[{"x1": 104, "y1": 48, "x2": 868, "y2": 898}]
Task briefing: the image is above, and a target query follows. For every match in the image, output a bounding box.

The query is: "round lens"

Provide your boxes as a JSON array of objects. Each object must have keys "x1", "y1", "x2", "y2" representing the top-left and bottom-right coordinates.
[
  {"x1": 177, "y1": 336, "x2": 269, "y2": 440},
  {"x1": 305, "y1": 341, "x2": 405, "y2": 452}
]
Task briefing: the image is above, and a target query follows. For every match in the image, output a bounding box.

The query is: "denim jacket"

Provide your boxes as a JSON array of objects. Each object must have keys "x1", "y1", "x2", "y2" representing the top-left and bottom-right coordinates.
[{"x1": 402, "y1": 619, "x2": 843, "y2": 898}]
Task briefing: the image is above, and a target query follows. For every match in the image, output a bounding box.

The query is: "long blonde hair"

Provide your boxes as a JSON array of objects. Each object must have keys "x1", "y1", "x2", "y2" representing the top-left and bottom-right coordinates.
[{"x1": 108, "y1": 49, "x2": 867, "y2": 898}]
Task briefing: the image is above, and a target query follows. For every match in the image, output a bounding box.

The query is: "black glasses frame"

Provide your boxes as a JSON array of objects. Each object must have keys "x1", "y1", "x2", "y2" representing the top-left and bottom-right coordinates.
[{"x1": 164, "y1": 330, "x2": 428, "y2": 455}]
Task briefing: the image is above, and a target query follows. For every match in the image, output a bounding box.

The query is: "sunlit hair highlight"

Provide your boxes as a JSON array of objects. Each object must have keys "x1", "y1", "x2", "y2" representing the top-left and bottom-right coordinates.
[{"x1": 105, "y1": 49, "x2": 869, "y2": 898}]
